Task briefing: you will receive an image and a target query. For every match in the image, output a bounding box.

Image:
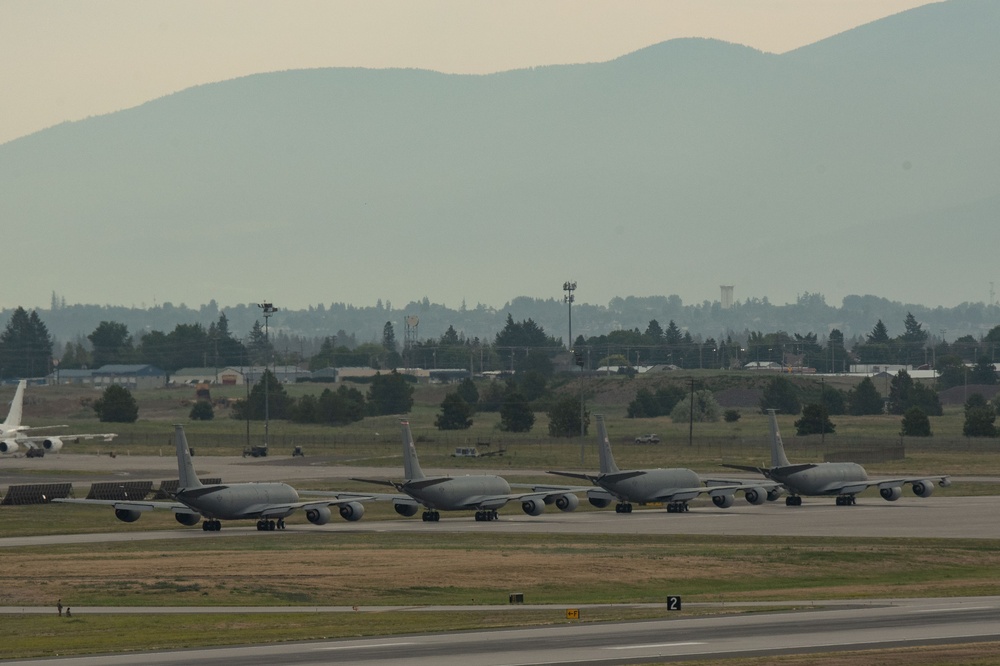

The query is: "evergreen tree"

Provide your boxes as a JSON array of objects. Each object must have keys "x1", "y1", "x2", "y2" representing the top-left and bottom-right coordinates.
[
  {"x1": 547, "y1": 395, "x2": 588, "y2": 437},
  {"x1": 969, "y1": 357, "x2": 998, "y2": 385},
  {"x1": 900, "y1": 407, "x2": 931, "y2": 437},
  {"x1": 93, "y1": 385, "x2": 139, "y2": 423},
  {"x1": 847, "y1": 377, "x2": 885, "y2": 415},
  {"x1": 963, "y1": 394, "x2": 997, "y2": 437},
  {"x1": 382, "y1": 321, "x2": 397, "y2": 351},
  {"x1": 366, "y1": 370, "x2": 415, "y2": 415},
  {"x1": 0, "y1": 307, "x2": 53, "y2": 378},
  {"x1": 318, "y1": 385, "x2": 366, "y2": 424},
  {"x1": 456, "y1": 377, "x2": 479, "y2": 407},
  {"x1": 189, "y1": 401, "x2": 215, "y2": 421},
  {"x1": 760, "y1": 376, "x2": 801, "y2": 415},
  {"x1": 231, "y1": 370, "x2": 293, "y2": 420},
  {"x1": 435, "y1": 392, "x2": 473, "y2": 430},
  {"x1": 794, "y1": 403, "x2": 835, "y2": 435},
  {"x1": 499, "y1": 388, "x2": 534, "y2": 432},
  {"x1": 627, "y1": 387, "x2": 659, "y2": 418}
]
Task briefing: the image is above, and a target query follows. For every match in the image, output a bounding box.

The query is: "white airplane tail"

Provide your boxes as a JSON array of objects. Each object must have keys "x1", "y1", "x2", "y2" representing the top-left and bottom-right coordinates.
[
  {"x1": 595, "y1": 415, "x2": 621, "y2": 474},
  {"x1": 2, "y1": 380, "x2": 26, "y2": 429},
  {"x1": 400, "y1": 420, "x2": 426, "y2": 481},
  {"x1": 175, "y1": 425, "x2": 203, "y2": 489},
  {"x1": 768, "y1": 410, "x2": 792, "y2": 468}
]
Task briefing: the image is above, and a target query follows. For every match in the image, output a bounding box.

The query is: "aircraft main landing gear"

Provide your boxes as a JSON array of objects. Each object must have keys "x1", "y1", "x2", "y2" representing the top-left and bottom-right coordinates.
[
  {"x1": 835, "y1": 495, "x2": 856, "y2": 506},
  {"x1": 614, "y1": 502, "x2": 633, "y2": 513},
  {"x1": 255, "y1": 519, "x2": 286, "y2": 530},
  {"x1": 665, "y1": 502, "x2": 689, "y2": 513},
  {"x1": 785, "y1": 496, "x2": 803, "y2": 506},
  {"x1": 202, "y1": 519, "x2": 222, "y2": 531},
  {"x1": 421, "y1": 511, "x2": 441, "y2": 522},
  {"x1": 474, "y1": 510, "x2": 498, "y2": 521}
]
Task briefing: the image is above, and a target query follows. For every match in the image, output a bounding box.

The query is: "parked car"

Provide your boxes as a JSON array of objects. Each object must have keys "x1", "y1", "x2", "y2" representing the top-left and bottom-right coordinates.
[{"x1": 634, "y1": 434, "x2": 660, "y2": 444}]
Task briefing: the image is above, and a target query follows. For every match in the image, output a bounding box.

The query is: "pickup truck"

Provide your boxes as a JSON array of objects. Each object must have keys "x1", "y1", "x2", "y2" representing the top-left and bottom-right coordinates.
[{"x1": 634, "y1": 434, "x2": 660, "y2": 444}]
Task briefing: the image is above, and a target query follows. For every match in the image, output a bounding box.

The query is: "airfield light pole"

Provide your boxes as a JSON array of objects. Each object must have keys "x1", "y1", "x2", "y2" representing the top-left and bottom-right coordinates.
[
  {"x1": 563, "y1": 281, "x2": 576, "y2": 349},
  {"x1": 258, "y1": 301, "x2": 278, "y2": 450}
]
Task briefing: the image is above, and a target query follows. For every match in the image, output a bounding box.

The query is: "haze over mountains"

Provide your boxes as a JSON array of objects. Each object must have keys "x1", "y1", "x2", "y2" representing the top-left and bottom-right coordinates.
[{"x1": 1, "y1": 0, "x2": 997, "y2": 313}]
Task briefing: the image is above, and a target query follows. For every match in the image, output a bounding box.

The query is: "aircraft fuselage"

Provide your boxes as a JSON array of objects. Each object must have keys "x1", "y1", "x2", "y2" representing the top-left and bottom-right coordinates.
[
  {"x1": 406, "y1": 475, "x2": 510, "y2": 511},
  {"x1": 599, "y1": 468, "x2": 701, "y2": 503},
  {"x1": 771, "y1": 462, "x2": 868, "y2": 497},
  {"x1": 176, "y1": 482, "x2": 299, "y2": 520}
]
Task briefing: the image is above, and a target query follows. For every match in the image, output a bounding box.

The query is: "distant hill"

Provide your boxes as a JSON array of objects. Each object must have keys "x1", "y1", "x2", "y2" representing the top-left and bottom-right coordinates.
[{"x1": 1, "y1": 0, "x2": 998, "y2": 311}]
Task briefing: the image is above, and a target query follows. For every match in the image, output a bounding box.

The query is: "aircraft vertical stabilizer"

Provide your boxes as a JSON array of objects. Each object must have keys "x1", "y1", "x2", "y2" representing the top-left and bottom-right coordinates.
[
  {"x1": 175, "y1": 425, "x2": 203, "y2": 489},
  {"x1": 400, "y1": 420, "x2": 426, "y2": 481},
  {"x1": 2, "y1": 380, "x2": 26, "y2": 429},
  {"x1": 595, "y1": 415, "x2": 620, "y2": 474},
  {"x1": 768, "y1": 410, "x2": 792, "y2": 468}
]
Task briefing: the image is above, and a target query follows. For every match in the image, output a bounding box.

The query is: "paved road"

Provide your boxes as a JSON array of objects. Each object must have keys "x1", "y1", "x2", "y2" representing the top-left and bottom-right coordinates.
[{"x1": 5, "y1": 597, "x2": 999, "y2": 665}]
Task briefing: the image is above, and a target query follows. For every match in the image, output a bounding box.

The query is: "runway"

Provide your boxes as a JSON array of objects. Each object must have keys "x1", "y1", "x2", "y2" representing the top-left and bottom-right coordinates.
[{"x1": 5, "y1": 597, "x2": 1000, "y2": 665}]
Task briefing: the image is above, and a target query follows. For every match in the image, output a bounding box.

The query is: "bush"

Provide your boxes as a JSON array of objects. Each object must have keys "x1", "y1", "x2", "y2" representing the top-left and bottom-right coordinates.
[
  {"x1": 93, "y1": 385, "x2": 139, "y2": 423},
  {"x1": 794, "y1": 404, "x2": 835, "y2": 435},
  {"x1": 724, "y1": 409, "x2": 741, "y2": 423},
  {"x1": 900, "y1": 407, "x2": 931, "y2": 437},
  {"x1": 189, "y1": 401, "x2": 214, "y2": 421},
  {"x1": 670, "y1": 390, "x2": 721, "y2": 423}
]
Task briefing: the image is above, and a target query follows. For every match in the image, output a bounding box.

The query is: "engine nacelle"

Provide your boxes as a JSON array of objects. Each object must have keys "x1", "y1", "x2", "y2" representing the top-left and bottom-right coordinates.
[
  {"x1": 338, "y1": 502, "x2": 365, "y2": 522},
  {"x1": 880, "y1": 486, "x2": 902, "y2": 502},
  {"x1": 554, "y1": 493, "x2": 579, "y2": 512},
  {"x1": 767, "y1": 487, "x2": 784, "y2": 502},
  {"x1": 394, "y1": 503, "x2": 419, "y2": 517},
  {"x1": 305, "y1": 506, "x2": 332, "y2": 525},
  {"x1": 712, "y1": 493, "x2": 736, "y2": 509},
  {"x1": 114, "y1": 508, "x2": 141, "y2": 523},
  {"x1": 521, "y1": 499, "x2": 545, "y2": 516},
  {"x1": 175, "y1": 512, "x2": 201, "y2": 526},
  {"x1": 911, "y1": 480, "x2": 935, "y2": 498},
  {"x1": 0, "y1": 439, "x2": 19, "y2": 454},
  {"x1": 42, "y1": 437, "x2": 64, "y2": 452},
  {"x1": 587, "y1": 491, "x2": 612, "y2": 508},
  {"x1": 744, "y1": 487, "x2": 767, "y2": 505}
]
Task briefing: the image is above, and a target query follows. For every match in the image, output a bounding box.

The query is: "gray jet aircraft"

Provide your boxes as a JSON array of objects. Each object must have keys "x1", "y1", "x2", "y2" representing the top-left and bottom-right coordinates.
[
  {"x1": 548, "y1": 415, "x2": 769, "y2": 513},
  {"x1": 352, "y1": 420, "x2": 582, "y2": 522},
  {"x1": 722, "y1": 409, "x2": 951, "y2": 506},
  {"x1": 54, "y1": 425, "x2": 370, "y2": 530}
]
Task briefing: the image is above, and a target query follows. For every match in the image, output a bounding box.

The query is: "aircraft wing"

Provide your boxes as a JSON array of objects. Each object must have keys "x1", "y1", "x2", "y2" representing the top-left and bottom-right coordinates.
[
  {"x1": 300, "y1": 489, "x2": 410, "y2": 504},
  {"x1": 509, "y1": 482, "x2": 593, "y2": 494},
  {"x1": 15, "y1": 432, "x2": 118, "y2": 449},
  {"x1": 817, "y1": 475, "x2": 951, "y2": 496},
  {"x1": 52, "y1": 498, "x2": 188, "y2": 512}
]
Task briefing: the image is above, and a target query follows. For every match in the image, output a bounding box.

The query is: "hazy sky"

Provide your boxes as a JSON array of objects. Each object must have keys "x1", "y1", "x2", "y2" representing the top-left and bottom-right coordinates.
[{"x1": 2, "y1": 0, "x2": 937, "y2": 146}]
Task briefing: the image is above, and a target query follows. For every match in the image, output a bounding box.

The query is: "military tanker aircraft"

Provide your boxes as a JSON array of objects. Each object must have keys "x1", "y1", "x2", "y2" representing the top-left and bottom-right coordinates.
[
  {"x1": 722, "y1": 409, "x2": 951, "y2": 506},
  {"x1": 352, "y1": 420, "x2": 584, "y2": 522},
  {"x1": 54, "y1": 425, "x2": 371, "y2": 530},
  {"x1": 548, "y1": 414, "x2": 772, "y2": 513}
]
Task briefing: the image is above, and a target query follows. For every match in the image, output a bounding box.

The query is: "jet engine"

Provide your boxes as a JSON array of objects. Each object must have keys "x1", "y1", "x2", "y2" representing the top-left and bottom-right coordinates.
[
  {"x1": 394, "y1": 503, "x2": 419, "y2": 517},
  {"x1": 0, "y1": 439, "x2": 19, "y2": 454},
  {"x1": 911, "y1": 480, "x2": 935, "y2": 498},
  {"x1": 338, "y1": 502, "x2": 365, "y2": 522},
  {"x1": 712, "y1": 493, "x2": 736, "y2": 509},
  {"x1": 587, "y1": 491, "x2": 612, "y2": 508},
  {"x1": 744, "y1": 487, "x2": 767, "y2": 505},
  {"x1": 42, "y1": 437, "x2": 64, "y2": 452},
  {"x1": 114, "y1": 508, "x2": 141, "y2": 523},
  {"x1": 880, "y1": 486, "x2": 902, "y2": 501},
  {"x1": 175, "y1": 513, "x2": 201, "y2": 526},
  {"x1": 554, "y1": 493, "x2": 579, "y2": 512},
  {"x1": 305, "y1": 506, "x2": 332, "y2": 525},
  {"x1": 767, "y1": 487, "x2": 784, "y2": 502},
  {"x1": 521, "y1": 499, "x2": 545, "y2": 516}
]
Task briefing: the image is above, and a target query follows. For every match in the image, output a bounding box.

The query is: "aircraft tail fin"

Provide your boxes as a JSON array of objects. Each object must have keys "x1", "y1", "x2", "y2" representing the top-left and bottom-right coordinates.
[
  {"x1": 768, "y1": 409, "x2": 792, "y2": 468},
  {"x1": 595, "y1": 415, "x2": 620, "y2": 474},
  {"x1": 2, "y1": 380, "x2": 26, "y2": 429},
  {"x1": 174, "y1": 425, "x2": 203, "y2": 489},
  {"x1": 401, "y1": 420, "x2": 426, "y2": 481}
]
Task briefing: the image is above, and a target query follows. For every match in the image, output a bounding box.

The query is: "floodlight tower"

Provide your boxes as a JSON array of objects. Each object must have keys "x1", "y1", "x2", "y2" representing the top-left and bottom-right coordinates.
[
  {"x1": 563, "y1": 281, "x2": 576, "y2": 349},
  {"x1": 257, "y1": 301, "x2": 278, "y2": 449}
]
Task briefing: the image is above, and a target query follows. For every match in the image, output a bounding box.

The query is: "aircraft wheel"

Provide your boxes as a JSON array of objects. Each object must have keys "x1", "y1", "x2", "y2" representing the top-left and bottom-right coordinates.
[
  {"x1": 626, "y1": 504, "x2": 633, "y2": 513},
  {"x1": 475, "y1": 511, "x2": 483, "y2": 521},
  {"x1": 203, "y1": 522, "x2": 211, "y2": 531}
]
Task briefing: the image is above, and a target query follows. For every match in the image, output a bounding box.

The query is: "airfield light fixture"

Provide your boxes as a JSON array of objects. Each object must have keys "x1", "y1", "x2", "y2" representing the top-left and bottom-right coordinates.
[
  {"x1": 257, "y1": 301, "x2": 278, "y2": 450},
  {"x1": 563, "y1": 281, "x2": 576, "y2": 350}
]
